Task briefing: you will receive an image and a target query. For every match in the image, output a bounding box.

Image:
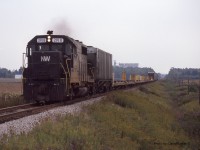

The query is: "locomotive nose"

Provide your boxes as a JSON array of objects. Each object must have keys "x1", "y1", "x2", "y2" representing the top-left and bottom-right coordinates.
[{"x1": 31, "y1": 51, "x2": 62, "y2": 79}]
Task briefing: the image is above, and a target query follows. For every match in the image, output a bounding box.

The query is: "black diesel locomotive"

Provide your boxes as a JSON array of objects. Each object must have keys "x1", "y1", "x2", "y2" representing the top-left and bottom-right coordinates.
[{"x1": 23, "y1": 31, "x2": 112, "y2": 104}]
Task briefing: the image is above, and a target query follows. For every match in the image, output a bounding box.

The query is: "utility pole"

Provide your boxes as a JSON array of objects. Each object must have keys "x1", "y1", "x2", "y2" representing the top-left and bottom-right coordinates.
[
  {"x1": 188, "y1": 77, "x2": 190, "y2": 95},
  {"x1": 199, "y1": 72, "x2": 200, "y2": 105}
]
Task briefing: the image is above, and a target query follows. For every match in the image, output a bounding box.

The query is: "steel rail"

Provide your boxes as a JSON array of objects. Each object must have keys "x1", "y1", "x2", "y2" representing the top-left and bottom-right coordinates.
[
  {"x1": 0, "y1": 103, "x2": 63, "y2": 124},
  {"x1": 0, "y1": 103, "x2": 36, "y2": 114}
]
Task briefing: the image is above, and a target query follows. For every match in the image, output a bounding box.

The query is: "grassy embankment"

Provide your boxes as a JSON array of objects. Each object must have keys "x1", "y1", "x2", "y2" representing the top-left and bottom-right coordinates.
[
  {"x1": 166, "y1": 80, "x2": 200, "y2": 147},
  {"x1": 0, "y1": 81, "x2": 200, "y2": 149}
]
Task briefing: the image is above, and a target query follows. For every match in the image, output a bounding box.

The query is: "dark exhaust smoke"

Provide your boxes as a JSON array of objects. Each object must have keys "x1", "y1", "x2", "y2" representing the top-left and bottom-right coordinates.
[{"x1": 47, "y1": 19, "x2": 72, "y2": 35}]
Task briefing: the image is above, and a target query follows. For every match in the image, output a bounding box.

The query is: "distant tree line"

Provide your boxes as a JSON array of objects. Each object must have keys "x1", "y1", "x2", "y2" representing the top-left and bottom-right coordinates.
[
  {"x1": 0, "y1": 67, "x2": 23, "y2": 78},
  {"x1": 113, "y1": 66, "x2": 155, "y2": 80},
  {"x1": 0, "y1": 66, "x2": 157, "y2": 79},
  {"x1": 166, "y1": 68, "x2": 200, "y2": 80}
]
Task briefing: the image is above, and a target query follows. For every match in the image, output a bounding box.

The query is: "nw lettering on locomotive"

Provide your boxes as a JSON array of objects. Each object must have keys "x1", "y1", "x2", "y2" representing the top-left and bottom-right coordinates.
[{"x1": 41, "y1": 56, "x2": 50, "y2": 62}]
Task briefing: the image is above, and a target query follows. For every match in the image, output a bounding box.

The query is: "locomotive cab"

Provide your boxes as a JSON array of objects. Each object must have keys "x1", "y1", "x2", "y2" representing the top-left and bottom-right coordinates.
[
  {"x1": 23, "y1": 31, "x2": 90, "y2": 104},
  {"x1": 23, "y1": 32, "x2": 73, "y2": 103},
  {"x1": 23, "y1": 32, "x2": 95, "y2": 103}
]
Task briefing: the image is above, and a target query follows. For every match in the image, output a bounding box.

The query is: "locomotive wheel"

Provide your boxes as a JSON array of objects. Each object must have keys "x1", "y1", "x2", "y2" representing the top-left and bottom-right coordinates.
[{"x1": 91, "y1": 87, "x2": 96, "y2": 95}]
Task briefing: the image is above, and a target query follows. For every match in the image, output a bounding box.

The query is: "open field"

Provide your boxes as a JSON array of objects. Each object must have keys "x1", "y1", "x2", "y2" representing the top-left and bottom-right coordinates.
[
  {"x1": 0, "y1": 78, "x2": 22, "y2": 83},
  {"x1": 0, "y1": 83, "x2": 22, "y2": 94},
  {"x1": 0, "y1": 78, "x2": 24, "y2": 108},
  {"x1": 0, "y1": 80, "x2": 199, "y2": 149},
  {"x1": 0, "y1": 78, "x2": 22, "y2": 94}
]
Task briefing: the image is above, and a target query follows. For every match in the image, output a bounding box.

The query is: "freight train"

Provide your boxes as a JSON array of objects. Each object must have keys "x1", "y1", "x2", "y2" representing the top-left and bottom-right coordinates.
[{"x1": 22, "y1": 31, "x2": 156, "y2": 104}]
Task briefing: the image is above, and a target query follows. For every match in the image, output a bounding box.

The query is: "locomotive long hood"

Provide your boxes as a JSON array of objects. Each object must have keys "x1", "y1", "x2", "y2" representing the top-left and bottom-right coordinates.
[{"x1": 30, "y1": 51, "x2": 62, "y2": 79}]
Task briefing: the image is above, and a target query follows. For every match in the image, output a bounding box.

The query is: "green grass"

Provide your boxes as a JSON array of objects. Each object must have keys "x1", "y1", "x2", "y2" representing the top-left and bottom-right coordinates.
[
  {"x1": 0, "y1": 93, "x2": 25, "y2": 108},
  {"x1": 0, "y1": 81, "x2": 199, "y2": 149}
]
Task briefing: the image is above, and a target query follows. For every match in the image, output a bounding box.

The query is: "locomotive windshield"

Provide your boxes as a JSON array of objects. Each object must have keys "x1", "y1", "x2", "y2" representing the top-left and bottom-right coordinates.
[
  {"x1": 38, "y1": 45, "x2": 49, "y2": 51},
  {"x1": 52, "y1": 45, "x2": 63, "y2": 51},
  {"x1": 27, "y1": 36, "x2": 75, "y2": 56},
  {"x1": 34, "y1": 37, "x2": 64, "y2": 51},
  {"x1": 37, "y1": 44, "x2": 63, "y2": 51}
]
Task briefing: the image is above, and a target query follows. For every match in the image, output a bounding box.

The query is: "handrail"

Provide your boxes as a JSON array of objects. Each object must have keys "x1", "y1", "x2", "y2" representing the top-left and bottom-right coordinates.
[
  {"x1": 60, "y1": 61, "x2": 71, "y2": 96},
  {"x1": 60, "y1": 63, "x2": 68, "y2": 95}
]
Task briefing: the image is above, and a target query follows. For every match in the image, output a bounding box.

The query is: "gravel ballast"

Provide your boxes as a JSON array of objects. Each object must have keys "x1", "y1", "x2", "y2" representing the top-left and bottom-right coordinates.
[{"x1": 0, "y1": 97, "x2": 103, "y2": 139}]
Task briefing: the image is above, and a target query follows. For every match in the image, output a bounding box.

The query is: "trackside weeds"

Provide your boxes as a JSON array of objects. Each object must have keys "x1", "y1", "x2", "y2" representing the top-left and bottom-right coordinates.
[
  {"x1": 0, "y1": 93, "x2": 25, "y2": 109},
  {"x1": 0, "y1": 81, "x2": 200, "y2": 149}
]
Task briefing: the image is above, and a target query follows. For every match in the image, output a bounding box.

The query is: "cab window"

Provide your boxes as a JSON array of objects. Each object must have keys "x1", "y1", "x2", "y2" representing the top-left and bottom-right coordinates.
[
  {"x1": 38, "y1": 45, "x2": 49, "y2": 51},
  {"x1": 65, "y1": 43, "x2": 73, "y2": 55},
  {"x1": 52, "y1": 45, "x2": 63, "y2": 51}
]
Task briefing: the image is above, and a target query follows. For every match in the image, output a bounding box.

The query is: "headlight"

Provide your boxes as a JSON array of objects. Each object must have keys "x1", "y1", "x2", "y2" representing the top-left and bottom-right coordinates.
[{"x1": 47, "y1": 36, "x2": 51, "y2": 42}]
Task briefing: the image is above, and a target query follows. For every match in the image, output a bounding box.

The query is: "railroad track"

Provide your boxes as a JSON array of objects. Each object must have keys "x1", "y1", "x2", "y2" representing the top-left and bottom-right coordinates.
[
  {"x1": 0, "y1": 103, "x2": 61, "y2": 124},
  {"x1": 0, "y1": 103, "x2": 36, "y2": 114},
  {"x1": 0, "y1": 81, "x2": 152, "y2": 124},
  {"x1": 0, "y1": 93, "x2": 105, "y2": 124}
]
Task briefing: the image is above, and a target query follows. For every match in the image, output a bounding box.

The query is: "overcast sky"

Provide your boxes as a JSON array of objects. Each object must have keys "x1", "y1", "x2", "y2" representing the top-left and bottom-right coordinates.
[{"x1": 0, "y1": 0, "x2": 199, "y2": 74}]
